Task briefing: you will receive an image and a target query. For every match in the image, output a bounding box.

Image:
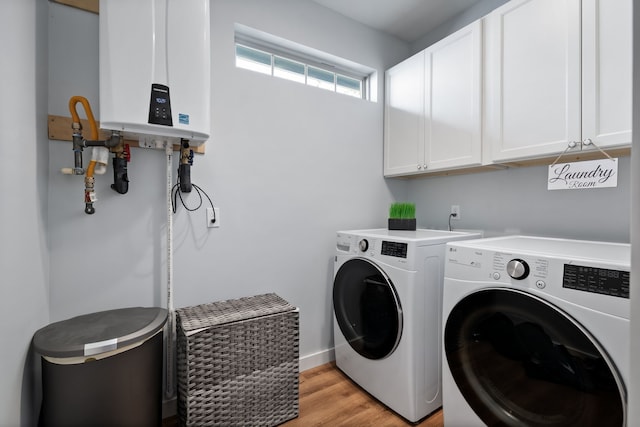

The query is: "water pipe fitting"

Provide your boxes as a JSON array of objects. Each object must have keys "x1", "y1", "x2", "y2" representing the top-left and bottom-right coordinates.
[
  {"x1": 71, "y1": 133, "x2": 85, "y2": 175},
  {"x1": 68, "y1": 96, "x2": 100, "y2": 214},
  {"x1": 84, "y1": 174, "x2": 96, "y2": 215},
  {"x1": 178, "y1": 140, "x2": 192, "y2": 193},
  {"x1": 109, "y1": 132, "x2": 129, "y2": 194}
]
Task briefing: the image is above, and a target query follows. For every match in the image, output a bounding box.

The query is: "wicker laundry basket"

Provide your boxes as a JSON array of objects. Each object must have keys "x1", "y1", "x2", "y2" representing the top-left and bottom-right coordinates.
[{"x1": 176, "y1": 293, "x2": 299, "y2": 427}]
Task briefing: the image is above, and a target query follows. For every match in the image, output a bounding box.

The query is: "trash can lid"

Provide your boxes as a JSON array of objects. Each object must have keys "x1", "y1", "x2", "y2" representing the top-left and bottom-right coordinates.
[{"x1": 33, "y1": 307, "x2": 168, "y2": 358}]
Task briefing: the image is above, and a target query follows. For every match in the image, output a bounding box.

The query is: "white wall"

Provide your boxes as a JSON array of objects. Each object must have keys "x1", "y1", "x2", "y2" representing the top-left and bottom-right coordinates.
[
  {"x1": 0, "y1": 0, "x2": 50, "y2": 426},
  {"x1": 47, "y1": 0, "x2": 408, "y2": 375}
]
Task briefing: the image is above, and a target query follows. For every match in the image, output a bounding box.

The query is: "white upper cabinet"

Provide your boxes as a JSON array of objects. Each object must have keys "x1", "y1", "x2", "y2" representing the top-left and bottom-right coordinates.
[
  {"x1": 426, "y1": 21, "x2": 482, "y2": 171},
  {"x1": 384, "y1": 51, "x2": 425, "y2": 177},
  {"x1": 384, "y1": 21, "x2": 482, "y2": 177},
  {"x1": 485, "y1": 0, "x2": 582, "y2": 162},
  {"x1": 384, "y1": 0, "x2": 631, "y2": 175},
  {"x1": 581, "y1": 0, "x2": 632, "y2": 149},
  {"x1": 486, "y1": 0, "x2": 631, "y2": 162}
]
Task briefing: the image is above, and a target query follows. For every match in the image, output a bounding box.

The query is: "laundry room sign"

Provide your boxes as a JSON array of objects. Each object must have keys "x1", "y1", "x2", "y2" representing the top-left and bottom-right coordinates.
[{"x1": 547, "y1": 158, "x2": 618, "y2": 190}]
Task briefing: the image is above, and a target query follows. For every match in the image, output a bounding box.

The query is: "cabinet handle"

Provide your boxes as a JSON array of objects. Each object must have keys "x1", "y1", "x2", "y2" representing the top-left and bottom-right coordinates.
[
  {"x1": 417, "y1": 165, "x2": 422, "y2": 170},
  {"x1": 551, "y1": 141, "x2": 580, "y2": 167},
  {"x1": 582, "y1": 138, "x2": 593, "y2": 146}
]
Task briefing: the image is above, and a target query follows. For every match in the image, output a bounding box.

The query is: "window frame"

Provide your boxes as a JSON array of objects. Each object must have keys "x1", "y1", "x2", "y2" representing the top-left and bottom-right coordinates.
[{"x1": 234, "y1": 26, "x2": 372, "y2": 101}]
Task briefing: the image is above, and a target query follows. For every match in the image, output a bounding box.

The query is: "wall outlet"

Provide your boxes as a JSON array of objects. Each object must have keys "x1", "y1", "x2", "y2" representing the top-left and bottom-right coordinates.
[
  {"x1": 451, "y1": 205, "x2": 461, "y2": 220},
  {"x1": 207, "y1": 207, "x2": 220, "y2": 228}
]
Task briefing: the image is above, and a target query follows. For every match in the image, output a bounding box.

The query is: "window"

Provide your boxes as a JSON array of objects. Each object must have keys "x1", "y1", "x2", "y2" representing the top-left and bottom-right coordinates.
[{"x1": 234, "y1": 25, "x2": 374, "y2": 101}]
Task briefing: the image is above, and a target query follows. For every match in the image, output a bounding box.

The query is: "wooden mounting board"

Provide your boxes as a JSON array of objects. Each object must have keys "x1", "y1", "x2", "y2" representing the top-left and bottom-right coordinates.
[
  {"x1": 50, "y1": 0, "x2": 98, "y2": 14},
  {"x1": 48, "y1": 115, "x2": 206, "y2": 154}
]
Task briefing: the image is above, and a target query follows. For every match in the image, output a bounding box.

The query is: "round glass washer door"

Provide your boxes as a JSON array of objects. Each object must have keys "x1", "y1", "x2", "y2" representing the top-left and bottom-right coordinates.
[
  {"x1": 444, "y1": 288, "x2": 625, "y2": 427},
  {"x1": 333, "y1": 258, "x2": 402, "y2": 360}
]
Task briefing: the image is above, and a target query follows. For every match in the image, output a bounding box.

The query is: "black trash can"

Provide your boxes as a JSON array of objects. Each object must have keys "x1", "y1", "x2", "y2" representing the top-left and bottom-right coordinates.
[{"x1": 32, "y1": 307, "x2": 168, "y2": 427}]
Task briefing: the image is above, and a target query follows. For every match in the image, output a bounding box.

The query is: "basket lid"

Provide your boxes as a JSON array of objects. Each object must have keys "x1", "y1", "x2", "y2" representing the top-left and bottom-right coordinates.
[
  {"x1": 33, "y1": 307, "x2": 168, "y2": 358},
  {"x1": 177, "y1": 293, "x2": 296, "y2": 335}
]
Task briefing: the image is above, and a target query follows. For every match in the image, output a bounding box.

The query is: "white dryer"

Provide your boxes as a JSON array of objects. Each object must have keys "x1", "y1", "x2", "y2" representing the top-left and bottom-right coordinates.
[
  {"x1": 442, "y1": 235, "x2": 630, "y2": 426},
  {"x1": 333, "y1": 228, "x2": 481, "y2": 422}
]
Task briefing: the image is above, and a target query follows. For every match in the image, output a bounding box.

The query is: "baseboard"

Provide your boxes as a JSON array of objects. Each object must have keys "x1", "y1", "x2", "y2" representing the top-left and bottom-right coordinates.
[
  {"x1": 161, "y1": 348, "x2": 336, "y2": 420},
  {"x1": 299, "y1": 348, "x2": 335, "y2": 372}
]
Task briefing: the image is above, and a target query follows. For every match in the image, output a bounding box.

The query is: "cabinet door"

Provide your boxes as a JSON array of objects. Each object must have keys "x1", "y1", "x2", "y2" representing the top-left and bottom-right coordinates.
[
  {"x1": 425, "y1": 20, "x2": 482, "y2": 171},
  {"x1": 384, "y1": 51, "x2": 425, "y2": 177},
  {"x1": 485, "y1": 0, "x2": 582, "y2": 162},
  {"x1": 581, "y1": 0, "x2": 632, "y2": 150}
]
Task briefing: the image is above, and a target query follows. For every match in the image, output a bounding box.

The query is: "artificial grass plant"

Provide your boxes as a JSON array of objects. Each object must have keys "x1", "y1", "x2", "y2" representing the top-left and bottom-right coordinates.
[{"x1": 389, "y1": 202, "x2": 416, "y2": 219}]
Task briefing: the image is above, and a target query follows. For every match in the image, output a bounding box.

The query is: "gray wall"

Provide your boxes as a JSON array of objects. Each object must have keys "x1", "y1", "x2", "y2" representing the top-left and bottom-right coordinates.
[
  {"x1": 628, "y1": 0, "x2": 640, "y2": 423},
  {"x1": 405, "y1": 159, "x2": 630, "y2": 243},
  {"x1": 47, "y1": 0, "x2": 409, "y2": 375},
  {"x1": 410, "y1": 0, "x2": 509, "y2": 54},
  {"x1": 0, "y1": 0, "x2": 50, "y2": 426}
]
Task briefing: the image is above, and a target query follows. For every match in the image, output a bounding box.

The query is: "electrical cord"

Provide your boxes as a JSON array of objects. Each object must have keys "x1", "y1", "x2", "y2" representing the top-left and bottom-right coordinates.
[
  {"x1": 448, "y1": 213, "x2": 457, "y2": 231},
  {"x1": 171, "y1": 173, "x2": 216, "y2": 223}
]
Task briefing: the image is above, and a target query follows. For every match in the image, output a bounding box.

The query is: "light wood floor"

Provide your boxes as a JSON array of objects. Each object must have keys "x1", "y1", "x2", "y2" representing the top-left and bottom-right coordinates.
[
  {"x1": 164, "y1": 362, "x2": 444, "y2": 426},
  {"x1": 283, "y1": 362, "x2": 443, "y2": 426}
]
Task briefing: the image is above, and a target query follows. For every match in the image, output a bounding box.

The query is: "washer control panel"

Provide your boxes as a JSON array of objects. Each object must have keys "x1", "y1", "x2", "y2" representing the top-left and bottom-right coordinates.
[
  {"x1": 446, "y1": 243, "x2": 630, "y2": 300},
  {"x1": 563, "y1": 264, "x2": 629, "y2": 299},
  {"x1": 381, "y1": 241, "x2": 408, "y2": 258},
  {"x1": 335, "y1": 232, "x2": 414, "y2": 267},
  {"x1": 445, "y1": 236, "x2": 631, "y2": 319}
]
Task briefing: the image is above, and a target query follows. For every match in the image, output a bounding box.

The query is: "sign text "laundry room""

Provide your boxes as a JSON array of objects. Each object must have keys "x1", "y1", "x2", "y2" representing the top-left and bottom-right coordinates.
[{"x1": 547, "y1": 159, "x2": 618, "y2": 190}]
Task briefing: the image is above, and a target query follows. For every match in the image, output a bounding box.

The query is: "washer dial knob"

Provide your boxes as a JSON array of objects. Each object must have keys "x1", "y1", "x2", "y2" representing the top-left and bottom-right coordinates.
[
  {"x1": 506, "y1": 259, "x2": 530, "y2": 280},
  {"x1": 358, "y1": 239, "x2": 369, "y2": 252}
]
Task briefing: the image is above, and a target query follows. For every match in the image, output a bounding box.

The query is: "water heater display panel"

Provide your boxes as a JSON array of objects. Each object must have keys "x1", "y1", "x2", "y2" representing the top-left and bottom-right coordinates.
[
  {"x1": 148, "y1": 84, "x2": 173, "y2": 126},
  {"x1": 381, "y1": 241, "x2": 407, "y2": 258},
  {"x1": 563, "y1": 264, "x2": 630, "y2": 298}
]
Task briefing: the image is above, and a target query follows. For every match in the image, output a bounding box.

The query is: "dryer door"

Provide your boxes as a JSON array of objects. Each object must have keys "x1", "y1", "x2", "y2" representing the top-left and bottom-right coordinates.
[
  {"x1": 444, "y1": 288, "x2": 625, "y2": 427},
  {"x1": 333, "y1": 258, "x2": 402, "y2": 360}
]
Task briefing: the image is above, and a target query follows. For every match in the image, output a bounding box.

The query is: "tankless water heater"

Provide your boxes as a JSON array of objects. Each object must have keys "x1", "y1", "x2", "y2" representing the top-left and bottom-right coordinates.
[{"x1": 99, "y1": 0, "x2": 210, "y2": 144}]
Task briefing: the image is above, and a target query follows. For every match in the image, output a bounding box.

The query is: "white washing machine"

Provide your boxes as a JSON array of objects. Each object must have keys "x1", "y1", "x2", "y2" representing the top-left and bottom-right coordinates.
[
  {"x1": 442, "y1": 235, "x2": 630, "y2": 426},
  {"x1": 333, "y1": 228, "x2": 481, "y2": 422}
]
